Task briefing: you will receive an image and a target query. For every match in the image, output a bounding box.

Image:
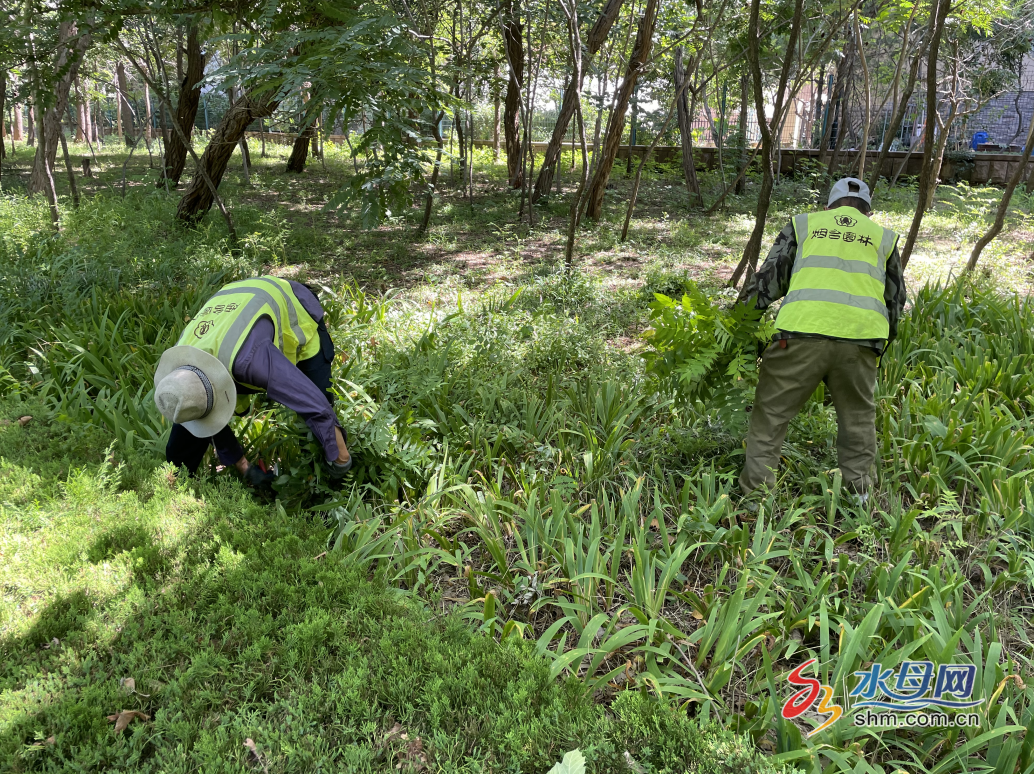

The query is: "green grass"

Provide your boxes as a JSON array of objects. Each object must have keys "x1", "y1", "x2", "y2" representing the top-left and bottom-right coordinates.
[
  {"x1": 2, "y1": 141, "x2": 1034, "y2": 772},
  {"x1": 0, "y1": 398, "x2": 778, "y2": 773}
]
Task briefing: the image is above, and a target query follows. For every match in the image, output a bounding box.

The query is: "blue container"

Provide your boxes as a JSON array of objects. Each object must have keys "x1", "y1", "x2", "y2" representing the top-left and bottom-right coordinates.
[{"x1": 971, "y1": 131, "x2": 989, "y2": 150}]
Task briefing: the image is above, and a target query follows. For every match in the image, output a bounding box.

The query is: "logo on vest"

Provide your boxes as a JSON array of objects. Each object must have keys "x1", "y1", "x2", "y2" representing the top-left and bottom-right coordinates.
[
  {"x1": 193, "y1": 320, "x2": 215, "y2": 338},
  {"x1": 833, "y1": 215, "x2": 858, "y2": 228}
]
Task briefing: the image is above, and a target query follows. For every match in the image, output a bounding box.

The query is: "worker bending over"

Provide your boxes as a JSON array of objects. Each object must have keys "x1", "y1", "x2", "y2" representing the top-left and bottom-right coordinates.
[
  {"x1": 739, "y1": 178, "x2": 907, "y2": 504},
  {"x1": 153, "y1": 276, "x2": 351, "y2": 492}
]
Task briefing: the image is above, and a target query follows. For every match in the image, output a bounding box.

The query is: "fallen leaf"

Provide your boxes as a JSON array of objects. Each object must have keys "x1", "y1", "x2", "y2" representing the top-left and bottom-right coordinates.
[
  {"x1": 42, "y1": 638, "x2": 60, "y2": 650},
  {"x1": 623, "y1": 751, "x2": 646, "y2": 774},
  {"x1": 120, "y1": 677, "x2": 136, "y2": 694},
  {"x1": 691, "y1": 610, "x2": 703, "y2": 620},
  {"x1": 106, "y1": 710, "x2": 150, "y2": 734},
  {"x1": 243, "y1": 737, "x2": 270, "y2": 772},
  {"x1": 18, "y1": 416, "x2": 32, "y2": 427},
  {"x1": 383, "y1": 723, "x2": 405, "y2": 743},
  {"x1": 313, "y1": 551, "x2": 327, "y2": 561},
  {"x1": 547, "y1": 749, "x2": 586, "y2": 774},
  {"x1": 45, "y1": 736, "x2": 55, "y2": 746}
]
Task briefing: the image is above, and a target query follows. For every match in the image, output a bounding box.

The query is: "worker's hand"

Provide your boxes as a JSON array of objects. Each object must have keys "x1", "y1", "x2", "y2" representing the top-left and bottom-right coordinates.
[
  {"x1": 326, "y1": 426, "x2": 353, "y2": 488},
  {"x1": 334, "y1": 426, "x2": 351, "y2": 466},
  {"x1": 243, "y1": 464, "x2": 276, "y2": 495}
]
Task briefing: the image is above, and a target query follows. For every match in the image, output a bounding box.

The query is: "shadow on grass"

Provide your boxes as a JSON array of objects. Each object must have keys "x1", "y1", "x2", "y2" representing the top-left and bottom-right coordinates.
[{"x1": 0, "y1": 462, "x2": 772, "y2": 774}]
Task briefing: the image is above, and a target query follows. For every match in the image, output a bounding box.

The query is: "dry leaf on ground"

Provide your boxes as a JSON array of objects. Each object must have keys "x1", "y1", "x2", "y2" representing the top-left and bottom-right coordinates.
[
  {"x1": 106, "y1": 710, "x2": 150, "y2": 734},
  {"x1": 243, "y1": 738, "x2": 269, "y2": 772},
  {"x1": 18, "y1": 416, "x2": 32, "y2": 426},
  {"x1": 119, "y1": 677, "x2": 151, "y2": 698}
]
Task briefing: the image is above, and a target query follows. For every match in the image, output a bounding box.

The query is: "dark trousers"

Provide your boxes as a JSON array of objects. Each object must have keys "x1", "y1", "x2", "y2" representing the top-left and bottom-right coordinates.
[{"x1": 166, "y1": 320, "x2": 336, "y2": 475}]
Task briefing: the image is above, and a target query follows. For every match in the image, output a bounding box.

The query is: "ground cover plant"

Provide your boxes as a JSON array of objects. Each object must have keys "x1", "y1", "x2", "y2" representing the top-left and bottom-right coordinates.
[{"x1": 2, "y1": 140, "x2": 1034, "y2": 773}]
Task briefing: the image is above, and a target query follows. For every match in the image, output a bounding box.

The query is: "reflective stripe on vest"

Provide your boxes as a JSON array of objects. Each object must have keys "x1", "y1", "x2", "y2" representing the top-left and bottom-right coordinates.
[
  {"x1": 177, "y1": 277, "x2": 321, "y2": 380},
  {"x1": 774, "y1": 208, "x2": 898, "y2": 341}
]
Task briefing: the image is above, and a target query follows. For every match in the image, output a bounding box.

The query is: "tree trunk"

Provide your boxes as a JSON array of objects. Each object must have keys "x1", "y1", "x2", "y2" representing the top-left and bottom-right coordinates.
[
  {"x1": 421, "y1": 111, "x2": 446, "y2": 232},
  {"x1": 144, "y1": 81, "x2": 153, "y2": 140},
  {"x1": 28, "y1": 22, "x2": 90, "y2": 196},
  {"x1": 811, "y1": 65, "x2": 825, "y2": 147},
  {"x1": 492, "y1": 63, "x2": 501, "y2": 162},
  {"x1": 827, "y1": 86, "x2": 850, "y2": 177},
  {"x1": 74, "y1": 77, "x2": 86, "y2": 142},
  {"x1": 59, "y1": 131, "x2": 80, "y2": 208},
  {"x1": 286, "y1": 124, "x2": 315, "y2": 172},
  {"x1": 531, "y1": 0, "x2": 626, "y2": 202},
  {"x1": 27, "y1": 105, "x2": 35, "y2": 145},
  {"x1": 160, "y1": 23, "x2": 204, "y2": 187},
  {"x1": 455, "y1": 103, "x2": 467, "y2": 184},
  {"x1": 674, "y1": 47, "x2": 702, "y2": 206},
  {"x1": 117, "y1": 62, "x2": 135, "y2": 144},
  {"x1": 924, "y1": 121, "x2": 952, "y2": 211},
  {"x1": 853, "y1": 11, "x2": 871, "y2": 179},
  {"x1": 735, "y1": 71, "x2": 748, "y2": 194},
  {"x1": 583, "y1": 0, "x2": 660, "y2": 221},
  {"x1": 0, "y1": 73, "x2": 6, "y2": 160},
  {"x1": 899, "y1": 0, "x2": 952, "y2": 272},
  {"x1": 967, "y1": 111, "x2": 1034, "y2": 271},
  {"x1": 176, "y1": 89, "x2": 280, "y2": 224},
  {"x1": 501, "y1": 0, "x2": 525, "y2": 188},
  {"x1": 867, "y1": 49, "x2": 922, "y2": 191},
  {"x1": 817, "y1": 52, "x2": 848, "y2": 165},
  {"x1": 13, "y1": 103, "x2": 24, "y2": 142},
  {"x1": 731, "y1": 0, "x2": 806, "y2": 290}
]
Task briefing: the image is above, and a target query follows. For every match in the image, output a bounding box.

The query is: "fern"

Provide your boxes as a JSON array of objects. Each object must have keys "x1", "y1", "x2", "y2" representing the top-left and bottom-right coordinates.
[{"x1": 642, "y1": 282, "x2": 776, "y2": 429}]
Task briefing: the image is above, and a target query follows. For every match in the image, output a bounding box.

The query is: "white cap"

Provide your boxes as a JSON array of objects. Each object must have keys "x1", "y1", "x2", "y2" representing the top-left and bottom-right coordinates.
[
  {"x1": 827, "y1": 177, "x2": 872, "y2": 208},
  {"x1": 154, "y1": 346, "x2": 236, "y2": 437}
]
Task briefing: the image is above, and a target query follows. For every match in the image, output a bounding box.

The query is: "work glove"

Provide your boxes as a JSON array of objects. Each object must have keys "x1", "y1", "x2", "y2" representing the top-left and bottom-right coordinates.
[
  {"x1": 243, "y1": 464, "x2": 276, "y2": 495},
  {"x1": 325, "y1": 456, "x2": 353, "y2": 490}
]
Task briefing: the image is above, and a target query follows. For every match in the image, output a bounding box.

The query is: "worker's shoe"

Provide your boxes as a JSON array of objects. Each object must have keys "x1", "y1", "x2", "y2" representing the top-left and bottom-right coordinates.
[
  {"x1": 736, "y1": 482, "x2": 772, "y2": 516},
  {"x1": 243, "y1": 464, "x2": 276, "y2": 495},
  {"x1": 845, "y1": 490, "x2": 870, "y2": 509}
]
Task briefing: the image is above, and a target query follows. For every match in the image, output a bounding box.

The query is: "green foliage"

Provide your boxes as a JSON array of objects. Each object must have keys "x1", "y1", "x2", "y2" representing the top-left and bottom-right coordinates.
[
  {"x1": 4, "y1": 150, "x2": 1034, "y2": 774},
  {"x1": 0, "y1": 401, "x2": 783, "y2": 773},
  {"x1": 642, "y1": 282, "x2": 776, "y2": 429}
]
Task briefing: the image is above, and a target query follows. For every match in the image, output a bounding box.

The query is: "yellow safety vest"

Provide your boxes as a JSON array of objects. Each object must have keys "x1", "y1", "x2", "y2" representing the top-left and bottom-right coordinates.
[
  {"x1": 774, "y1": 207, "x2": 898, "y2": 341},
  {"x1": 177, "y1": 277, "x2": 321, "y2": 386}
]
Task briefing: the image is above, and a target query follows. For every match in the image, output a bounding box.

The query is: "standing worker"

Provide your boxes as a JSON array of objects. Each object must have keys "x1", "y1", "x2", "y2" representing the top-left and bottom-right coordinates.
[
  {"x1": 739, "y1": 178, "x2": 906, "y2": 504},
  {"x1": 152, "y1": 276, "x2": 352, "y2": 492}
]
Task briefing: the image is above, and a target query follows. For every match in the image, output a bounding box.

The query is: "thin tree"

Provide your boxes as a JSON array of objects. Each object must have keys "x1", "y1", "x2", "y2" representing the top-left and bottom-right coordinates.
[
  {"x1": 531, "y1": 0, "x2": 626, "y2": 203},
  {"x1": 500, "y1": 0, "x2": 525, "y2": 188},
  {"x1": 899, "y1": 0, "x2": 955, "y2": 271},
  {"x1": 117, "y1": 39, "x2": 239, "y2": 241},
  {"x1": 159, "y1": 21, "x2": 205, "y2": 186},
  {"x1": 558, "y1": 0, "x2": 588, "y2": 272},
  {"x1": 674, "y1": 46, "x2": 703, "y2": 207},
  {"x1": 966, "y1": 110, "x2": 1034, "y2": 272},
  {"x1": 27, "y1": 20, "x2": 91, "y2": 199},
  {"x1": 853, "y1": 9, "x2": 871, "y2": 179},
  {"x1": 583, "y1": 0, "x2": 660, "y2": 221},
  {"x1": 730, "y1": 0, "x2": 807, "y2": 288},
  {"x1": 867, "y1": 42, "x2": 925, "y2": 191},
  {"x1": 730, "y1": 0, "x2": 861, "y2": 289}
]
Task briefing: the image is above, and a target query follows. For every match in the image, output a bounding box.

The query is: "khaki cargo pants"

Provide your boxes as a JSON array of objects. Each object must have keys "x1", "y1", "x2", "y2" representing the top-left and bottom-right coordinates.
[{"x1": 740, "y1": 337, "x2": 879, "y2": 496}]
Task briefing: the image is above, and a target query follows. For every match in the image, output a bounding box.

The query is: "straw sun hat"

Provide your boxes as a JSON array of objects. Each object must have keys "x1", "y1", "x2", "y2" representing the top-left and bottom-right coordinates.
[{"x1": 153, "y1": 346, "x2": 237, "y2": 437}]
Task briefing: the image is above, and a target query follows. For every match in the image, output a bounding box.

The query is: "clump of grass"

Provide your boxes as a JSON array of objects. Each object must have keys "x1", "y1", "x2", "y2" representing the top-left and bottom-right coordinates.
[{"x1": 0, "y1": 402, "x2": 781, "y2": 774}]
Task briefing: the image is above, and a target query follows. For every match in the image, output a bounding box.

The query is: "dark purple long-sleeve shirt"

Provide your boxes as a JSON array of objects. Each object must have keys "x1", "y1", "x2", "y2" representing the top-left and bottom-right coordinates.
[{"x1": 229, "y1": 281, "x2": 341, "y2": 462}]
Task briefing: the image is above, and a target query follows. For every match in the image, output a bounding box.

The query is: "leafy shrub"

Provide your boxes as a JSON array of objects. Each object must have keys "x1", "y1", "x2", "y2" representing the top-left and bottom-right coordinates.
[{"x1": 642, "y1": 281, "x2": 775, "y2": 429}]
